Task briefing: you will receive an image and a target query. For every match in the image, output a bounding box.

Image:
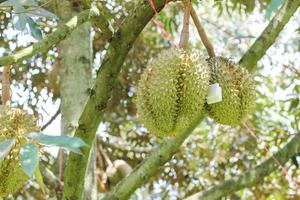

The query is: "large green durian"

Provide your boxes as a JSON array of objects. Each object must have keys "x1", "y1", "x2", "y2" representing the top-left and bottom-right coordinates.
[
  {"x1": 205, "y1": 57, "x2": 256, "y2": 126},
  {"x1": 136, "y1": 48, "x2": 210, "y2": 137},
  {"x1": 0, "y1": 107, "x2": 39, "y2": 197}
]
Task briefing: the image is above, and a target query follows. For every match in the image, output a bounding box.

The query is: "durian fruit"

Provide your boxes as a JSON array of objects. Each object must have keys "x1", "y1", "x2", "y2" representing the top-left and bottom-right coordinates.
[
  {"x1": 136, "y1": 48, "x2": 210, "y2": 137},
  {"x1": 205, "y1": 57, "x2": 256, "y2": 126},
  {"x1": 0, "y1": 106, "x2": 39, "y2": 197}
]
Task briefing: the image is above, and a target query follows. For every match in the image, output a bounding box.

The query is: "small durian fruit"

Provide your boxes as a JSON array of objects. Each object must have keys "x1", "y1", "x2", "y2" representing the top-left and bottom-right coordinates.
[
  {"x1": 0, "y1": 106, "x2": 39, "y2": 197},
  {"x1": 136, "y1": 48, "x2": 210, "y2": 137},
  {"x1": 205, "y1": 57, "x2": 256, "y2": 126}
]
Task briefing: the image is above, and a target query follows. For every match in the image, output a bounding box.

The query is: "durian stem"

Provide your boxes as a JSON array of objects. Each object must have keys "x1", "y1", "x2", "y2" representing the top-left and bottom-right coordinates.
[
  {"x1": 2, "y1": 66, "x2": 10, "y2": 106},
  {"x1": 190, "y1": 6, "x2": 216, "y2": 58},
  {"x1": 179, "y1": 0, "x2": 191, "y2": 49}
]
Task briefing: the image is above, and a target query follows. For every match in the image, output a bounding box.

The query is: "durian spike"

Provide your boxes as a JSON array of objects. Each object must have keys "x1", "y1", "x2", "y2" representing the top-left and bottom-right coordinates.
[
  {"x1": 2, "y1": 66, "x2": 10, "y2": 106},
  {"x1": 179, "y1": 0, "x2": 191, "y2": 49},
  {"x1": 190, "y1": 6, "x2": 216, "y2": 58}
]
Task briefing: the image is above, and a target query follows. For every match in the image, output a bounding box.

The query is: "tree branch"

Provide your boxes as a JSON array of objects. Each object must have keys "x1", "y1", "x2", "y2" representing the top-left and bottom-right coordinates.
[
  {"x1": 239, "y1": 0, "x2": 300, "y2": 71},
  {"x1": 0, "y1": 7, "x2": 110, "y2": 66},
  {"x1": 190, "y1": 6, "x2": 215, "y2": 58},
  {"x1": 62, "y1": 0, "x2": 177, "y2": 199},
  {"x1": 41, "y1": 107, "x2": 60, "y2": 131},
  {"x1": 103, "y1": 116, "x2": 204, "y2": 200},
  {"x1": 184, "y1": 133, "x2": 300, "y2": 200}
]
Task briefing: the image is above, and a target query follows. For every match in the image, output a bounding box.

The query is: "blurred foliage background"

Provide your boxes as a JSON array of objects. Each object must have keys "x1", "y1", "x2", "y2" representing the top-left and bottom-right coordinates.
[{"x1": 0, "y1": 0, "x2": 300, "y2": 199}]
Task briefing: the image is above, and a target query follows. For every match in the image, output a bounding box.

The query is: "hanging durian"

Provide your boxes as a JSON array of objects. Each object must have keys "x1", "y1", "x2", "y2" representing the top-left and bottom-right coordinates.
[
  {"x1": 0, "y1": 106, "x2": 39, "y2": 197},
  {"x1": 136, "y1": 48, "x2": 210, "y2": 137},
  {"x1": 205, "y1": 57, "x2": 256, "y2": 126}
]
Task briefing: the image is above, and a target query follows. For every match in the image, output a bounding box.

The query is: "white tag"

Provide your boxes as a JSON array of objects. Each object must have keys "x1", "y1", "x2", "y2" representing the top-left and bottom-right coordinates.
[{"x1": 207, "y1": 83, "x2": 222, "y2": 104}]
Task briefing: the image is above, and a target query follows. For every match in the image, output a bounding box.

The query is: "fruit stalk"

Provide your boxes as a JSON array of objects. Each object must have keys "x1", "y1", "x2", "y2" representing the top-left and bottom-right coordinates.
[
  {"x1": 190, "y1": 6, "x2": 216, "y2": 58},
  {"x1": 179, "y1": 0, "x2": 191, "y2": 49}
]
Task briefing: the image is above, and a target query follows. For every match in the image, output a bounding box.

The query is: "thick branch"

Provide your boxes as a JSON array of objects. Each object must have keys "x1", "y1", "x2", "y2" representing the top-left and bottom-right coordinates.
[
  {"x1": 239, "y1": 0, "x2": 300, "y2": 71},
  {"x1": 184, "y1": 134, "x2": 300, "y2": 200},
  {"x1": 190, "y1": 6, "x2": 215, "y2": 58},
  {"x1": 103, "y1": 116, "x2": 204, "y2": 200},
  {"x1": 62, "y1": 0, "x2": 175, "y2": 199},
  {"x1": 0, "y1": 7, "x2": 110, "y2": 66}
]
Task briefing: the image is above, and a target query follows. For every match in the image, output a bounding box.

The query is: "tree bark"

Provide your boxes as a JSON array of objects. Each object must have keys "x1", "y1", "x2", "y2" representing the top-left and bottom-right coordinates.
[
  {"x1": 55, "y1": 0, "x2": 96, "y2": 199},
  {"x1": 62, "y1": 1, "x2": 174, "y2": 199}
]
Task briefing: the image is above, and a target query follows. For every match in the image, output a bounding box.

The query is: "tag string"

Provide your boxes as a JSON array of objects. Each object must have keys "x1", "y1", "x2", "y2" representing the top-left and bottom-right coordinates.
[{"x1": 148, "y1": 0, "x2": 176, "y2": 47}]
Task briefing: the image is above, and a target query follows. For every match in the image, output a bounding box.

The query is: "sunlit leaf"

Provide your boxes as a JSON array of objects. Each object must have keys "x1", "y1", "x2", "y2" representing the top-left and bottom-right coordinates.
[
  {"x1": 265, "y1": 0, "x2": 285, "y2": 19},
  {"x1": 27, "y1": 7, "x2": 58, "y2": 19},
  {"x1": 0, "y1": 138, "x2": 15, "y2": 162},
  {"x1": 0, "y1": 0, "x2": 37, "y2": 7},
  {"x1": 34, "y1": 166, "x2": 46, "y2": 193},
  {"x1": 20, "y1": 142, "x2": 39, "y2": 177},
  {"x1": 13, "y1": 13, "x2": 28, "y2": 31},
  {"x1": 26, "y1": 132, "x2": 87, "y2": 154},
  {"x1": 27, "y1": 17, "x2": 42, "y2": 40}
]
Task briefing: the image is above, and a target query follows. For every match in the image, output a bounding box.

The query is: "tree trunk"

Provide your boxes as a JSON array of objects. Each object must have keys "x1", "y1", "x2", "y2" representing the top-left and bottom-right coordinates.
[{"x1": 55, "y1": 0, "x2": 97, "y2": 199}]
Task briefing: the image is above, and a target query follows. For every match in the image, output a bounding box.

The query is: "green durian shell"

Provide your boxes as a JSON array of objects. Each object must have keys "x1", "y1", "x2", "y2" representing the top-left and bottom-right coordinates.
[
  {"x1": 0, "y1": 107, "x2": 39, "y2": 197},
  {"x1": 136, "y1": 48, "x2": 210, "y2": 137},
  {"x1": 206, "y1": 57, "x2": 256, "y2": 126}
]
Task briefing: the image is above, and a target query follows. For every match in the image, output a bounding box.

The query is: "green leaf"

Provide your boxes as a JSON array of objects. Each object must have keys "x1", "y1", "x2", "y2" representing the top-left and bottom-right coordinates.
[
  {"x1": 27, "y1": 7, "x2": 58, "y2": 19},
  {"x1": 13, "y1": 13, "x2": 28, "y2": 31},
  {"x1": 34, "y1": 166, "x2": 46, "y2": 193},
  {"x1": 27, "y1": 17, "x2": 42, "y2": 40},
  {"x1": 0, "y1": 0, "x2": 37, "y2": 7},
  {"x1": 265, "y1": 0, "x2": 285, "y2": 19},
  {"x1": 289, "y1": 98, "x2": 299, "y2": 111},
  {"x1": 0, "y1": 138, "x2": 15, "y2": 162},
  {"x1": 20, "y1": 142, "x2": 39, "y2": 177},
  {"x1": 26, "y1": 132, "x2": 87, "y2": 155}
]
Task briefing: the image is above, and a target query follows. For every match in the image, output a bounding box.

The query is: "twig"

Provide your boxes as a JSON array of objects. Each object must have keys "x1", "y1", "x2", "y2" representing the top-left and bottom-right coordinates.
[
  {"x1": 190, "y1": 6, "x2": 215, "y2": 58},
  {"x1": 58, "y1": 149, "x2": 64, "y2": 182},
  {"x1": 179, "y1": 0, "x2": 191, "y2": 49},
  {"x1": 99, "y1": 142, "x2": 113, "y2": 167},
  {"x1": 1, "y1": 66, "x2": 10, "y2": 105},
  {"x1": 148, "y1": 0, "x2": 176, "y2": 47},
  {"x1": 41, "y1": 107, "x2": 60, "y2": 131},
  {"x1": 98, "y1": 136, "x2": 152, "y2": 154},
  {"x1": 283, "y1": 64, "x2": 300, "y2": 77}
]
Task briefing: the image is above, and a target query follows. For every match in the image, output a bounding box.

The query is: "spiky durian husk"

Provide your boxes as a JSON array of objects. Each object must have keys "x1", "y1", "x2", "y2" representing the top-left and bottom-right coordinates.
[
  {"x1": 0, "y1": 106, "x2": 39, "y2": 197},
  {"x1": 206, "y1": 57, "x2": 256, "y2": 126},
  {"x1": 136, "y1": 48, "x2": 210, "y2": 136}
]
